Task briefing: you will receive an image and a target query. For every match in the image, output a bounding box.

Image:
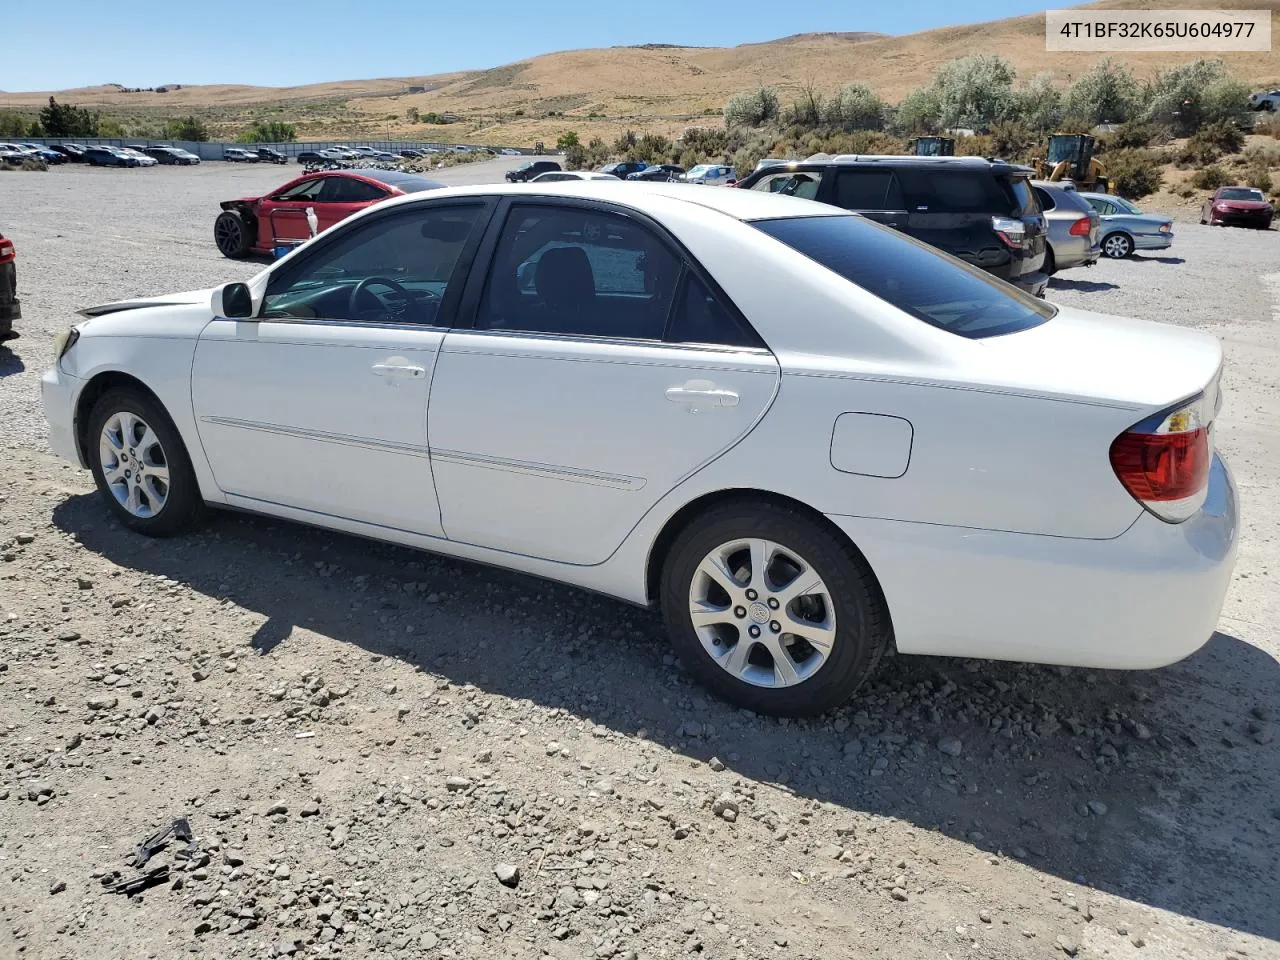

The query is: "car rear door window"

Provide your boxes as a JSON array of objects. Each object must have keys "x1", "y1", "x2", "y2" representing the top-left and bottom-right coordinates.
[
  {"x1": 474, "y1": 204, "x2": 681, "y2": 340},
  {"x1": 665, "y1": 272, "x2": 761, "y2": 348},
  {"x1": 753, "y1": 214, "x2": 1054, "y2": 339},
  {"x1": 833, "y1": 170, "x2": 903, "y2": 211}
]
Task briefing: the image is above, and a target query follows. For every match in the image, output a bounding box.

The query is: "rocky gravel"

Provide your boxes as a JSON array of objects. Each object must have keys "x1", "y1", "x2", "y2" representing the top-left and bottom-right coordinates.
[{"x1": 1, "y1": 163, "x2": 1278, "y2": 959}]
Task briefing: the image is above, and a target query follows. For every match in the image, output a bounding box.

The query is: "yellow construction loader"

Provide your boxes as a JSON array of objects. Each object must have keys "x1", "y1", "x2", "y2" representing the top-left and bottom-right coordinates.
[{"x1": 1031, "y1": 134, "x2": 1109, "y2": 193}]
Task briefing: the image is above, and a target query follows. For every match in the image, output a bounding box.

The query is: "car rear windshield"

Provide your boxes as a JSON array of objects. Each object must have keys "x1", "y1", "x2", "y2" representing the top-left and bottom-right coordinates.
[{"x1": 753, "y1": 214, "x2": 1055, "y2": 339}]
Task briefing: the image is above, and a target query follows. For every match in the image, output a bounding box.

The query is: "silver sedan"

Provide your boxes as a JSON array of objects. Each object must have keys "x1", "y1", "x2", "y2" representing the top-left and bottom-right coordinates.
[
  {"x1": 1030, "y1": 181, "x2": 1101, "y2": 274},
  {"x1": 1079, "y1": 193, "x2": 1174, "y2": 258}
]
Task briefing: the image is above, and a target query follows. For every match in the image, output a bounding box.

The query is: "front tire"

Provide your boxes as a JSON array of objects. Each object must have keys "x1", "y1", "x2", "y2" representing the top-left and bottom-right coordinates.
[
  {"x1": 1103, "y1": 232, "x2": 1133, "y2": 258},
  {"x1": 87, "y1": 389, "x2": 205, "y2": 537},
  {"x1": 214, "y1": 210, "x2": 252, "y2": 258},
  {"x1": 660, "y1": 500, "x2": 891, "y2": 716}
]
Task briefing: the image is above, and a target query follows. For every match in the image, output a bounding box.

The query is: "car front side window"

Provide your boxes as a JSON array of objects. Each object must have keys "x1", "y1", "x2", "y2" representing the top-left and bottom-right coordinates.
[
  {"x1": 474, "y1": 204, "x2": 681, "y2": 340},
  {"x1": 274, "y1": 179, "x2": 326, "y2": 202},
  {"x1": 261, "y1": 204, "x2": 486, "y2": 325}
]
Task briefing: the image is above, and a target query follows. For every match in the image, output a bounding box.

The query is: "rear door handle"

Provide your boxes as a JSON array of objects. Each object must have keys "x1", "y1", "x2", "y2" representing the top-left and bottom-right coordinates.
[
  {"x1": 665, "y1": 380, "x2": 739, "y2": 413},
  {"x1": 372, "y1": 362, "x2": 425, "y2": 380}
]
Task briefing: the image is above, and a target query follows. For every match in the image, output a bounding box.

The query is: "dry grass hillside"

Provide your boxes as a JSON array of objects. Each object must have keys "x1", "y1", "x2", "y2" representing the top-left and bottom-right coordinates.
[{"x1": 3, "y1": 0, "x2": 1278, "y2": 145}]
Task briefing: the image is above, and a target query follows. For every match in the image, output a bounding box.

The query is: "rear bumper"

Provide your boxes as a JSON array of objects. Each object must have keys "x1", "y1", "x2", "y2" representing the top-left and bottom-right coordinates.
[
  {"x1": 828, "y1": 453, "x2": 1238, "y2": 670},
  {"x1": 1010, "y1": 270, "x2": 1049, "y2": 297},
  {"x1": 1049, "y1": 234, "x2": 1097, "y2": 270},
  {"x1": 1134, "y1": 233, "x2": 1173, "y2": 250}
]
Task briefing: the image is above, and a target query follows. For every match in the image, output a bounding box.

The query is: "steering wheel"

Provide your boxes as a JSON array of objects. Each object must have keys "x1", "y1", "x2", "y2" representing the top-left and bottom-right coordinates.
[{"x1": 348, "y1": 276, "x2": 427, "y2": 319}]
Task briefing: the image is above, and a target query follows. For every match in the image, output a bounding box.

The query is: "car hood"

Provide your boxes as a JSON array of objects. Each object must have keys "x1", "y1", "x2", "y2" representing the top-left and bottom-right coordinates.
[
  {"x1": 1214, "y1": 199, "x2": 1271, "y2": 210},
  {"x1": 79, "y1": 287, "x2": 213, "y2": 318},
  {"x1": 972, "y1": 303, "x2": 1221, "y2": 410}
]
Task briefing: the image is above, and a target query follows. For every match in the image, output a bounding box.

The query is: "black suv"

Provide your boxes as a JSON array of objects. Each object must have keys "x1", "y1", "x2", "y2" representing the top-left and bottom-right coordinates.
[
  {"x1": 506, "y1": 159, "x2": 562, "y2": 182},
  {"x1": 736, "y1": 156, "x2": 1048, "y2": 297}
]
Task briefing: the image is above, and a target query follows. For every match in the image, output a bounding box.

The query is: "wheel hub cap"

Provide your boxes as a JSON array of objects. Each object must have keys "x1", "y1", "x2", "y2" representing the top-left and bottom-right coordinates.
[
  {"x1": 688, "y1": 538, "x2": 836, "y2": 689},
  {"x1": 98, "y1": 411, "x2": 170, "y2": 519}
]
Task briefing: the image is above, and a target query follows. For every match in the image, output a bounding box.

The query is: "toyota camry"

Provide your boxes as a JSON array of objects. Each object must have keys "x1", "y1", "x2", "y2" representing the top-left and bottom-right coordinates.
[{"x1": 42, "y1": 182, "x2": 1237, "y2": 716}]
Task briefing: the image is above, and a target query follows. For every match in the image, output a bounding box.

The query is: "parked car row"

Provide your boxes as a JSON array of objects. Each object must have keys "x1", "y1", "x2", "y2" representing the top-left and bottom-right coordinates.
[{"x1": 0, "y1": 142, "x2": 68, "y2": 164}]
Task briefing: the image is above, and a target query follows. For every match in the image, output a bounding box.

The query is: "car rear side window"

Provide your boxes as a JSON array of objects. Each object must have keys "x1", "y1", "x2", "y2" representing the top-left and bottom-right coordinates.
[
  {"x1": 753, "y1": 214, "x2": 1055, "y2": 339},
  {"x1": 749, "y1": 170, "x2": 824, "y2": 200},
  {"x1": 1032, "y1": 186, "x2": 1056, "y2": 212},
  {"x1": 665, "y1": 272, "x2": 762, "y2": 348},
  {"x1": 896, "y1": 170, "x2": 1018, "y2": 215},
  {"x1": 833, "y1": 170, "x2": 904, "y2": 211}
]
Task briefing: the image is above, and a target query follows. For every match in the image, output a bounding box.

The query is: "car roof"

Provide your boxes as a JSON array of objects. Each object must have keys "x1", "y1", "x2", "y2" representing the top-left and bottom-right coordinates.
[
  {"x1": 372, "y1": 180, "x2": 837, "y2": 222},
  {"x1": 764, "y1": 154, "x2": 1031, "y2": 175}
]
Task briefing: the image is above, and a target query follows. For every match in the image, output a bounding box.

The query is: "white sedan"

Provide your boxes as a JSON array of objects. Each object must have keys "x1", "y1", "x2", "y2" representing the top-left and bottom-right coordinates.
[{"x1": 41, "y1": 182, "x2": 1237, "y2": 716}]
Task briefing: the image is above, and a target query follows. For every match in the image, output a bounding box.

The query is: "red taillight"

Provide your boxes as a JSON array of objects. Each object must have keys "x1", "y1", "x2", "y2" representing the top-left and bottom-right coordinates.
[
  {"x1": 1068, "y1": 216, "x2": 1092, "y2": 237},
  {"x1": 1109, "y1": 396, "x2": 1213, "y2": 523},
  {"x1": 0, "y1": 237, "x2": 14, "y2": 264},
  {"x1": 991, "y1": 216, "x2": 1028, "y2": 249}
]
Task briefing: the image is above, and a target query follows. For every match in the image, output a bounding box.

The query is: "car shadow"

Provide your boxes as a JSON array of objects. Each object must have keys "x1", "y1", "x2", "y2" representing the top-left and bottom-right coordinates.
[
  {"x1": 1131, "y1": 255, "x2": 1186, "y2": 265},
  {"x1": 52, "y1": 493, "x2": 1280, "y2": 941},
  {"x1": 0, "y1": 345, "x2": 25, "y2": 377},
  {"x1": 1049, "y1": 277, "x2": 1119, "y2": 293}
]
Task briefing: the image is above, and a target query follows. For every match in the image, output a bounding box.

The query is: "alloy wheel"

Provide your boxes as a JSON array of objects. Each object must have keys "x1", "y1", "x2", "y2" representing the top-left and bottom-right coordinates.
[
  {"x1": 99, "y1": 411, "x2": 170, "y2": 518},
  {"x1": 688, "y1": 538, "x2": 836, "y2": 688},
  {"x1": 1103, "y1": 234, "x2": 1132, "y2": 258},
  {"x1": 215, "y1": 216, "x2": 243, "y2": 256}
]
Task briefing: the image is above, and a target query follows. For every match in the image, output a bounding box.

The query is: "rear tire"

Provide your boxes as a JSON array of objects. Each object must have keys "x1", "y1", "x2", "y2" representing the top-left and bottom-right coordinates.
[
  {"x1": 660, "y1": 500, "x2": 891, "y2": 717},
  {"x1": 214, "y1": 210, "x2": 252, "y2": 259},
  {"x1": 1043, "y1": 246, "x2": 1057, "y2": 276},
  {"x1": 87, "y1": 389, "x2": 205, "y2": 537},
  {"x1": 1103, "y1": 232, "x2": 1133, "y2": 258}
]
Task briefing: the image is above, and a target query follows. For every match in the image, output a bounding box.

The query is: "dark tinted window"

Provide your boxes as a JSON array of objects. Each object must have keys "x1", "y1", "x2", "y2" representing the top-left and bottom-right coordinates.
[
  {"x1": 834, "y1": 170, "x2": 904, "y2": 210},
  {"x1": 754, "y1": 214, "x2": 1054, "y2": 339},
  {"x1": 1008, "y1": 177, "x2": 1039, "y2": 216},
  {"x1": 1032, "y1": 186, "x2": 1055, "y2": 212},
  {"x1": 667, "y1": 273, "x2": 759, "y2": 348},
  {"x1": 262, "y1": 205, "x2": 484, "y2": 324},
  {"x1": 320, "y1": 177, "x2": 387, "y2": 202},
  {"x1": 475, "y1": 204, "x2": 681, "y2": 340},
  {"x1": 897, "y1": 170, "x2": 1017, "y2": 215},
  {"x1": 275, "y1": 178, "x2": 326, "y2": 201},
  {"x1": 1218, "y1": 187, "x2": 1265, "y2": 201}
]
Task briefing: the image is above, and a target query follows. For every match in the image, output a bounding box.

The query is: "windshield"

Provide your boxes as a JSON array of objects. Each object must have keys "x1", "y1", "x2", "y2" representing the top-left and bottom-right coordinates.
[
  {"x1": 1219, "y1": 188, "x2": 1264, "y2": 201},
  {"x1": 753, "y1": 214, "x2": 1055, "y2": 339},
  {"x1": 687, "y1": 165, "x2": 711, "y2": 177}
]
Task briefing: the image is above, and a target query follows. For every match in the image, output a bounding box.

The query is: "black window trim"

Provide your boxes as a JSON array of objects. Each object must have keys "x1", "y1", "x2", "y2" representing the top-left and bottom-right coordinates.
[
  {"x1": 258, "y1": 196, "x2": 497, "y2": 329},
  {"x1": 453, "y1": 195, "x2": 767, "y2": 351}
]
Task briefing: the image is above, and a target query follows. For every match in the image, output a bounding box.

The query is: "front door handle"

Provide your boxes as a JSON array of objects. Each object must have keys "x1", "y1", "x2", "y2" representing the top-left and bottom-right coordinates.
[
  {"x1": 665, "y1": 380, "x2": 739, "y2": 413},
  {"x1": 371, "y1": 362, "x2": 425, "y2": 380}
]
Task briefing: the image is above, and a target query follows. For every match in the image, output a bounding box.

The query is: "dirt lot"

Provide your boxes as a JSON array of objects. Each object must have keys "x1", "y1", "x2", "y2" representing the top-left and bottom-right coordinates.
[{"x1": 1, "y1": 163, "x2": 1278, "y2": 960}]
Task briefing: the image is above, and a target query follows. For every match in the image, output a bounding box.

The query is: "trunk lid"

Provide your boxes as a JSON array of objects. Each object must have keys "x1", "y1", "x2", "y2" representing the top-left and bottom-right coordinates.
[{"x1": 972, "y1": 304, "x2": 1222, "y2": 411}]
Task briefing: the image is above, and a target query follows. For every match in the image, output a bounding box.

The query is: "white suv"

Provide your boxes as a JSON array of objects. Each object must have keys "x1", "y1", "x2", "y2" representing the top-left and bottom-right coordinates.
[{"x1": 1248, "y1": 89, "x2": 1280, "y2": 111}]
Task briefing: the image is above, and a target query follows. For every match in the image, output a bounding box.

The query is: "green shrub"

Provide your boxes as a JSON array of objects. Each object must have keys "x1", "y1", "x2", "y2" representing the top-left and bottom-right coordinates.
[
  {"x1": 1014, "y1": 73, "x2": 1062, "y2": 132},
  {"x1": 987, "y1": 120, "x2": 1036, "y2": 161},
  {"x1": 1062, "y1": 59, "x2": 1139, "y2": 126},
  {"x1": 1106, "y1": 148, "x2": 1165, "y2": 198},
  {"x1": 724, "y1": 87, "x2": 778, "y2": 128},
  {"x1": 1102, "y1": 120, "x2": 1157, "y2": 151},
  {"x1": 1193, "y1": 119, "x2": 1245, "y2": 154},
  {"x1": 1190, "y1": 164, "x2": 1230, "y2": 190},
  {"x1": 1177, "y1": 139, "x2": 1221, "y2": 167},
  {"x1": 164, "y1": 115, "x2": 209, "y2": 141},
  {"x1": 1143, "y1": 59, "x2": 1249, "y2": 136},
  {"x1": 894, "y1": 86, "x2": 941, "y2": 135},
  {"x1": 822, "y1": 84, "x2": 884, "y2": 131},
  {"x1": 237, "y1": 120, "x2": 296, "y2": 143},
  {"x1": 1246, "y1": 162, "x2": 1273, "y2": 192}
]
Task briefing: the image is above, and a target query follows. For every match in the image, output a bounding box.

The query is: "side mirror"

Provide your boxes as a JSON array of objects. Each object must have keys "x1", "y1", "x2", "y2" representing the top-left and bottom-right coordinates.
[{"x1": 212, "y1": 282, "x2": 254, "y2": 319}]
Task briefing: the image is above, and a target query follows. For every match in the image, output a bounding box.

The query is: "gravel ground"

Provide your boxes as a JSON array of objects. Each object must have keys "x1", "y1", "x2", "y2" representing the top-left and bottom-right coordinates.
[{"x1": 0, "y1": 164, "x2": 1277, "y2": 960}]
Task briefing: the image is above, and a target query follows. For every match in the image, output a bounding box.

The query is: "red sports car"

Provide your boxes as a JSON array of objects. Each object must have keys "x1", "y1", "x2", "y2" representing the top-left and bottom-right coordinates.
[
  {"x1": 214, "y1": 168, "x2": 444, "y2": 258},
  {"x1": 1199, "y1": 186, "x2": 1275, "y2": 229}
]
